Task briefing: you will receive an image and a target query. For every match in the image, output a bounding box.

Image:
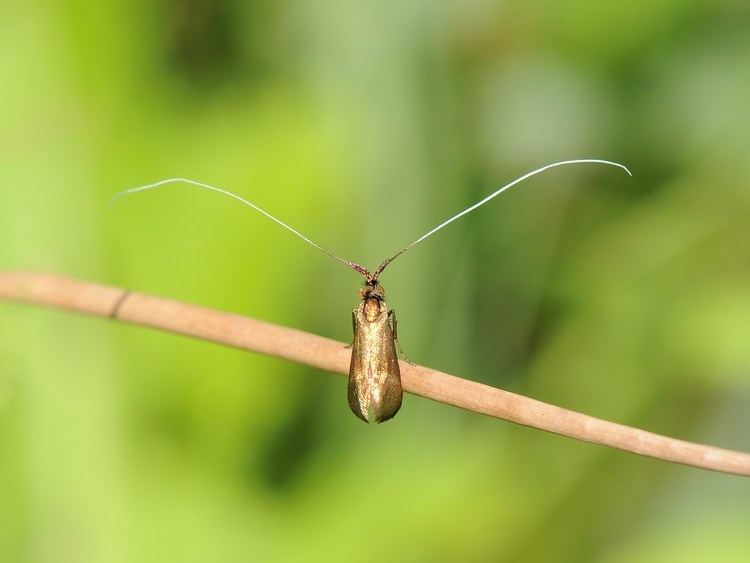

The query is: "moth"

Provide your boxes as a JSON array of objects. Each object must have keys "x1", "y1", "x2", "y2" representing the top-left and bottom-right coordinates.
[{"x1": 113, "y1": 159, "x2": 630, "y2": 423}]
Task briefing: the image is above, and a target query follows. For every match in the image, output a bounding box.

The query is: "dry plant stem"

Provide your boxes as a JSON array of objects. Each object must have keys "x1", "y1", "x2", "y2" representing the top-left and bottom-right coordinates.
[{"x1": 1, "y1": 271, "x2": 749, "y2": 477}]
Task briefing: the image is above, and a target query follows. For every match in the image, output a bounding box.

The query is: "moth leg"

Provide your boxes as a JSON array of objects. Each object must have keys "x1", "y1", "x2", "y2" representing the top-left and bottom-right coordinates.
[
  {"x1": 344, "y1": 310, "x2": 356, "y2": 349},
  {"x1": 388, "y1": 309, "x2": 415, "y2": 366}
]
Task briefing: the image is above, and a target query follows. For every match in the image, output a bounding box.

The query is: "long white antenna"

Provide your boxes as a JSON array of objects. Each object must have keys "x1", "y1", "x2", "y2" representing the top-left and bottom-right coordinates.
[
  {"x1": 372, "y1": 159, "x2": 631, "y2": 279},
  {"x1": 110, "y1": 178, "x2": 371, "y2": 278}
]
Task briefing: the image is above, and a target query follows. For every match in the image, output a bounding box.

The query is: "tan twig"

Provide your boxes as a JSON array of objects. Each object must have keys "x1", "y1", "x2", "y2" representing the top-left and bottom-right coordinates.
[{"x1": 1, "y1": 271, "x2": 748, "y2": 476}]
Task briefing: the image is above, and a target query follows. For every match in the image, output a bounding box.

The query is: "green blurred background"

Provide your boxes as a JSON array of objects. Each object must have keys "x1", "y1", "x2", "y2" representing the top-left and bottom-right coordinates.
[{"x1": 2, "y1": 1, "x2": 750, "y2": 562}]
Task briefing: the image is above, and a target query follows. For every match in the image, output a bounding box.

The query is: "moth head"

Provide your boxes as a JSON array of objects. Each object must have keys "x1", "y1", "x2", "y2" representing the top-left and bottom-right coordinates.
[{"x1": 358, "y1": 280, "x2": 385, "y2": 301}]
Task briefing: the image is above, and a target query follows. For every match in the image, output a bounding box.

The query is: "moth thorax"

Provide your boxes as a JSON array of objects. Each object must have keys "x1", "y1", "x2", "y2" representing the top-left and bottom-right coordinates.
[{"x1": 363, "y1": 298, "x2": 382, "y2": 322}]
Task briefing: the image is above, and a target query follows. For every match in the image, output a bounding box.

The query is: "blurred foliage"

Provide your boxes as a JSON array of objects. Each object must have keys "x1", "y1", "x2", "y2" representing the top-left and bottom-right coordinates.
[{"x1": 1, "y1": 1, "x2": 750, "y2": 562}]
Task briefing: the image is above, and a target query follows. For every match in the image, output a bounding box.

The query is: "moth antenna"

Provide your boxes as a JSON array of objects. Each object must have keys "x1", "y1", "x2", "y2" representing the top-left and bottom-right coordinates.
[
  {"x1": 110, "y1": 178, "x2": 371, "y2": 278},
  {"x1": 373, "y1": 159, "x2": 631, "y2": 279}
]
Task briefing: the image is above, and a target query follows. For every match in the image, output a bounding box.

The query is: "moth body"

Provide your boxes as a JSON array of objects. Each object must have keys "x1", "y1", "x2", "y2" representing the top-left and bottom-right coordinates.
[{"x1": 348, "y1": 283, "x2": 402, "y2": 423}]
